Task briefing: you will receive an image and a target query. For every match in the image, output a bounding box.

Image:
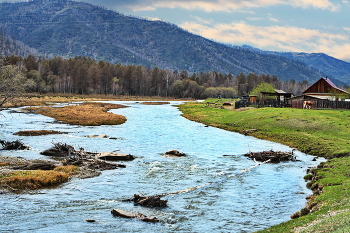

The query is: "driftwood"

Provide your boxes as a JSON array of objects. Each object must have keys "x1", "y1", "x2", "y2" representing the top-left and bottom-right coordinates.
[
  {"x1": 243, "y1": 149, "x2": 296, "y2": 162},
  {"x1": 86, "y1": 134, "x2": 108, "y2": 138},
  {"x1": 111, "y1": 209, "x2": 159, "y2": 223},
  {"x1": 228, "y1": 159, "x2": 271, "y2": 177},
  {"x1": 97, "y1": 152, "x2": 136, "y2": 161},
  {"x1": 86, "y1": 159, "x2": 126, "y2": 171},
  {"x1": 41, "y1": 142, "x2": 126, "y2": 171},
  {"x1": 0, "y1": 140, "x2": 30, "y2": 150},
  {"x1": 124, "y1": 194, "x2": 168, "y2": 207},
  {"x1": 41, "y1": 142, "x2": 75, "y2": 157}
]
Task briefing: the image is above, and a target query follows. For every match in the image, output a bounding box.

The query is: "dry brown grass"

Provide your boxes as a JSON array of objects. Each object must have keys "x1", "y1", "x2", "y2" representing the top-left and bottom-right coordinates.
[
  {"x1": 2, "y1": 94, "x2": 186, "y2": 108},
  {"x1": 0, "y1": 170, "x2": 70, "y2": 190},
  {"x1": 53, "y1": 165, "x2": 79, "y2": 175},
  {"x1": 29, "y1": 102, "x2": 127, "y2": 126},
  {"x1": 13, "y1": 130, "x2": 66, "y2": 136}
]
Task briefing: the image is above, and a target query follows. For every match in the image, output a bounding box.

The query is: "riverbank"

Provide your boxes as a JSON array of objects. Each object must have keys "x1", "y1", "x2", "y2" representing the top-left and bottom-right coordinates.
[
  {"x1": 177, "y1": 100, "x2": 350, "y2": 233},
  {"x1": 0, "y1": 143, "x2": 126, "y2": 193}
]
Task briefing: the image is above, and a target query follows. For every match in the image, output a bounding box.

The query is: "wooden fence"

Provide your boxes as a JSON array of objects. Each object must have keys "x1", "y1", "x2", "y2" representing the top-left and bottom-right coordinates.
[
  {"x1": 291, "y1": 100, "x2": 350, "y2": 109},
  {"x1": 235, "y1": 100, "x2": 290, "y2": 108},
  {"x1": 234, "y1": 99, "x2": 350, "y2": 109}
]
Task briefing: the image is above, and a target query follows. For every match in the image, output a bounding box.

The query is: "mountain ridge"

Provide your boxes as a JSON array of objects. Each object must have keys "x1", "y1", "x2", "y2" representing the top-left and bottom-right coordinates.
[{"x1": 0, "y1": 0, "x2": 348, "y2": 85}]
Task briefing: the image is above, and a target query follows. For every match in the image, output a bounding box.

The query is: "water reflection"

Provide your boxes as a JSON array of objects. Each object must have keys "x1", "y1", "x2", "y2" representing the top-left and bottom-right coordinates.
[{"x1": 0, "y1": 101, "x2": 323, "y2": 232}]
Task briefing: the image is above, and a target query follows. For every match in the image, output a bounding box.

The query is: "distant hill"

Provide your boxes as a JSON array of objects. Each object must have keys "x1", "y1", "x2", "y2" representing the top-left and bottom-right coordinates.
[
  {"x1": 0, "y1": 0, "x2": 346, "y2": 84},
  {"x1": 269, "y1": 52, "x2": 350, "y2": 85}
]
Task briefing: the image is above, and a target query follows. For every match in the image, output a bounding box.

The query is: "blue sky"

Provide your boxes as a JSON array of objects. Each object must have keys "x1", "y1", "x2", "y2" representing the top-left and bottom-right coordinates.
[{"x1": 5, "y1": 0, "x2": 350, "y2": 62}]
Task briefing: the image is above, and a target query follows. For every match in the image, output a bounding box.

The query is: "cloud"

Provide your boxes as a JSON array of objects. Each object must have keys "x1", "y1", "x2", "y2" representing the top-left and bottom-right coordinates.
[
  {"x1": 179, "y1": 21, "x2": 350, "y2": 61},
  {"x1": 289, "y1": 0, "x2": 340, "y2": 11},
  {"x1": 101, "y1": 0, "x2": 340, "y2": 12}
]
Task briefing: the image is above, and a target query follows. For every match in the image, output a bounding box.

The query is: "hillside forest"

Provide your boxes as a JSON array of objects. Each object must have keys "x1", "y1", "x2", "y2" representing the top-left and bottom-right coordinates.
[{"x1": 1, "y1": 54, "x2": 321, "y2": 99}]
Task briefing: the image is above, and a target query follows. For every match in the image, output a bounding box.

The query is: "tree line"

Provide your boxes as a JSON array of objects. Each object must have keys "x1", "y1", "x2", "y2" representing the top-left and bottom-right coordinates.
[{"x1": 2, "y1": 54, "x2": 312, "y2": 99}]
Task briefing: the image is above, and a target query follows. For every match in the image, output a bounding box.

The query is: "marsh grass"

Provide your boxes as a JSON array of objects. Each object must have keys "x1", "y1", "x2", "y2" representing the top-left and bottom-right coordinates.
[
  {"x1": 29, "y1": 102, "x2": 127, "y2": 126},
  {"x1": 2, "y1": 94, "x2": 186, "y2": 108},
  {"x1": 14, "y1": 130, "x2": 66, "y2": 136},
  {"x1": 178, "y1": 100, "x2": 350, "y2": 233},
  {"x1": 53, "y1": 165, "x2": 79, "y2": 175},
  {"x1": 0, "y1": 165, "x2": 78, "y2": 191},
  {"x1": 0, "y1": 169, "x2": 70, "y2": 190}
]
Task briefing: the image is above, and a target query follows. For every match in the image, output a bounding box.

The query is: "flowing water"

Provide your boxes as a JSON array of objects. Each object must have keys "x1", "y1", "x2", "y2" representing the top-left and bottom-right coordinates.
[{"x1": 0, "y1": 101, "x2": 323, "y2": 233}]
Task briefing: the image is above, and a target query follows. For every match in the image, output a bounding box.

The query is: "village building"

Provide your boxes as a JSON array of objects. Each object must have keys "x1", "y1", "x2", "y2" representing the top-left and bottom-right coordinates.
[
  {"x1": 250, "y1": 89, "x2": 293, "y2": 107},
  {"x1": 299, "y1": 77, "x2": 349, "y2": 101},
  {"x1": 291, "y1": 77, "x2": 350, "y2": 109}
]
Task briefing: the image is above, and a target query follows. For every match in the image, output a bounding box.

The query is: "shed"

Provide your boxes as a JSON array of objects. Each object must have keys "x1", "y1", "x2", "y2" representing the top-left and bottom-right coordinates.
[{"x1": 260, "y1": 89, "x2": 293, "y2": 103}]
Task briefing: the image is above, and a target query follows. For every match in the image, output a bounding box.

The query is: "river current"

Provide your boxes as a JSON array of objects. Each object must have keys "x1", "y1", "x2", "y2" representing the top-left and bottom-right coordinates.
[{"x1": 0, "y1": 101, "x2": 322, "y2": 233}]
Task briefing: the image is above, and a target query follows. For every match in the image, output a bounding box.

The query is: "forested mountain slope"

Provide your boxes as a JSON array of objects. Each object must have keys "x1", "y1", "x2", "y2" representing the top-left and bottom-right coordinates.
[
  {"x1": 0, "y1": 0, "x2": 340, "y2": 83},
  {"x1": 0, "y1": 28, "x2": 38, "y2": 58},
  {"x1": 272, "y1": 52, "x2": 350, "y2": 84}
]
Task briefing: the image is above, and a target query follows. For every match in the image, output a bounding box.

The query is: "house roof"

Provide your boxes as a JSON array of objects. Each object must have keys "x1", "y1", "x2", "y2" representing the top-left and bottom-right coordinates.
[
  {"x1": 260, "y1": 89, "x2": 293, "y2": 97},
  {"x1": 302, "y1": 77, "x2": 349, "y2": 95}
]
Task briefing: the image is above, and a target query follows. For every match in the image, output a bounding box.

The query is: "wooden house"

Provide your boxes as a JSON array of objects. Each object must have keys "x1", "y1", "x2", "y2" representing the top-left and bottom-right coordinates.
[{"x1": 302, "y1": 77, "x2": 349, "y2": 101}]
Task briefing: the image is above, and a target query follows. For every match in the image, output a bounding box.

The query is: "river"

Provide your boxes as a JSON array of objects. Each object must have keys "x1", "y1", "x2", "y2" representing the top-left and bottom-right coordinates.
[{"x1": 0, "y1": 101, "x2": 322, "y2": 233}]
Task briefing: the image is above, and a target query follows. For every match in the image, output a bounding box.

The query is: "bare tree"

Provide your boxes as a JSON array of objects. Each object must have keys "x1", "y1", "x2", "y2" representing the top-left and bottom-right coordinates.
[{"x1": 0, "y1": 64, "x2": 27, "y2": 108}]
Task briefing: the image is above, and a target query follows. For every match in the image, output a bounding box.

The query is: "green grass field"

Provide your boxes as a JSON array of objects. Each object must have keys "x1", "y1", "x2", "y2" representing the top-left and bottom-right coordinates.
[{"x1": 178, "y1": 99, "x2": 350, "y2": 232}]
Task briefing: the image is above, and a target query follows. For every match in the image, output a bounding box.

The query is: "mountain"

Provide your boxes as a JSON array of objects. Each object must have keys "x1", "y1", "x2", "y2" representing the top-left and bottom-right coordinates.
[
  {"x1": 0, "y1": 0, "x2": 344, "y2": 84},
  {"x1": 268, "y1": 52, "x2": 350, "y2": 85},
  {"x1": 0, "y1": 28, "x2": 39, "y2": 58}
]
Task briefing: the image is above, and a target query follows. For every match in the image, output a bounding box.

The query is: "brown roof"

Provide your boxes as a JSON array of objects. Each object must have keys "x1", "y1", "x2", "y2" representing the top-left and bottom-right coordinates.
[{"x1": 302, "y1": 77, "x2": 349, "y2": 94}]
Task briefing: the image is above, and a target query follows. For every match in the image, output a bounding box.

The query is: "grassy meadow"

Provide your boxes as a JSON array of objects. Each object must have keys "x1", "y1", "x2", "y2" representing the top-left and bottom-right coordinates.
[{"x1": 178, "y1": 99, "x2": 350, "y2": 233}]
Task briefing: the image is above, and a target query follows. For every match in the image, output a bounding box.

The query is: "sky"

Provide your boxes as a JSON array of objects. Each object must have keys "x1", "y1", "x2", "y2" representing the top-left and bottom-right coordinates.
[{"x1": 4, "y1": 0, "x2": 350, "y2": 62}]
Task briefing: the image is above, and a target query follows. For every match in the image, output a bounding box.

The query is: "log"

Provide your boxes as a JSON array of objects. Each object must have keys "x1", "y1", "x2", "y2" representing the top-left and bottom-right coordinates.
[
  {"x1": 86, "y1": 134, "x2": 108, "y2": 138},
  {"x1": 111, "y1": 209, "x2": 159, "y2": 223},
  {"x1": 97, "y1": 152, "x2": 135, "y2": 161}
]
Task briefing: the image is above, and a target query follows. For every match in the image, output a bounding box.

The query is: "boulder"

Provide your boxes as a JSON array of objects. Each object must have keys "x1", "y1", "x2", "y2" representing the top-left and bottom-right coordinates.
[
  {"x1": 164, "y1": 150, "x2": 186, "y2": 157},
  {"x1": 97, "y1": 152, "x2": 135, "y2": 161},
  {"x1": 124, "y1": 194, "x2": 168, "y2": 207}
]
